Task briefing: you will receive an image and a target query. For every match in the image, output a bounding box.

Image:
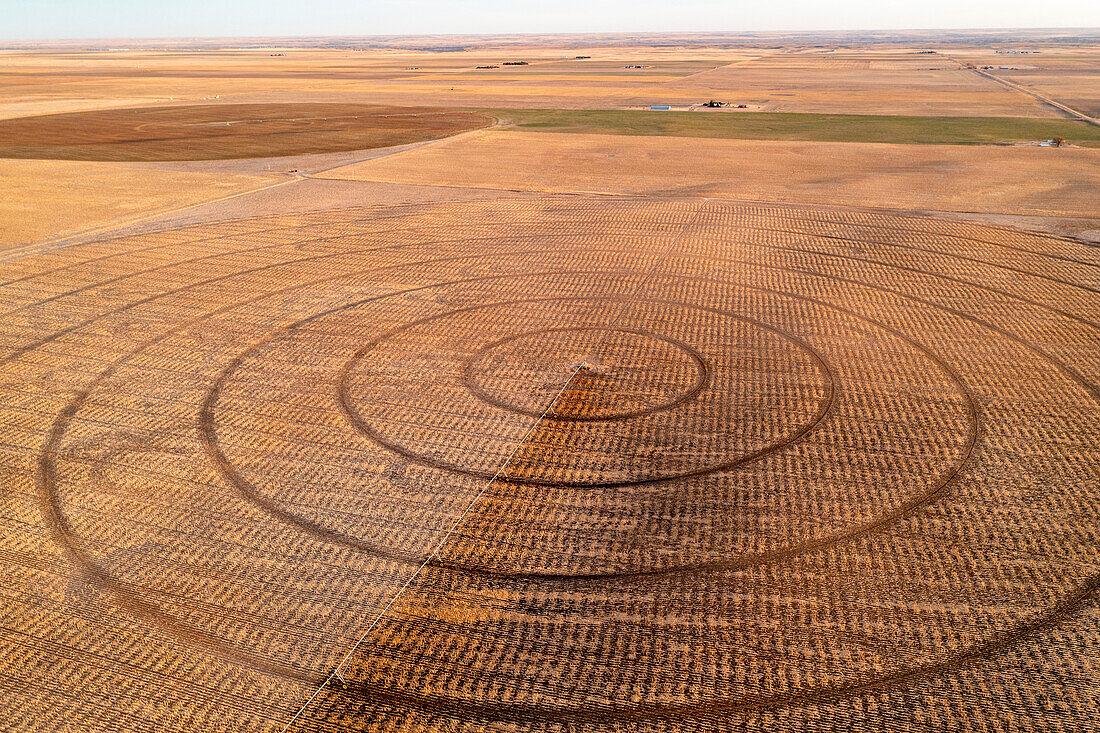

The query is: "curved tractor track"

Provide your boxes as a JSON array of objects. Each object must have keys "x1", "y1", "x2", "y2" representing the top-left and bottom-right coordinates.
[{"x1": 2, "y1": 196, "x2": 1099, "y2": 731}]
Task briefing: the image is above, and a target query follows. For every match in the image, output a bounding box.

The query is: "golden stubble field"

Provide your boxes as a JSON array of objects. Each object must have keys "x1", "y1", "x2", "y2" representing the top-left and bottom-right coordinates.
[
  {"x1": 319, "y1": 129, "x2": 1100, "y2": 217},
  {"x1": 4, "y1": 196, "x2": 1100, "y2": 732},
  {"x1": 1, "y1": 34, "x2": 1099, "y2": 733},
  {"x1": 949, "y1": 45, "x2": 1100, "y2": 119},
  {"x1": 0, "y1": 159, "x2": 283, "y2": 247},
  {"x1": 0, "y1": 44, "x2": 1062, "y2": 118}
]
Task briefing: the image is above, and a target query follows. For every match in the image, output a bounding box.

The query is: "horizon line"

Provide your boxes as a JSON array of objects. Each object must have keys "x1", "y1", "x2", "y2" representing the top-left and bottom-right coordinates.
[{"x1": 4, "y1": 26, "x2": 1100, "y2": 46}]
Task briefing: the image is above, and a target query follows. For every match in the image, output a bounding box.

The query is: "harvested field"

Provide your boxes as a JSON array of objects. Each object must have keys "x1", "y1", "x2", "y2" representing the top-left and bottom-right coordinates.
[
  {"x1": 661, "y1": 50, "x2": 1056, "y2": 117},
  {"x1": 0, "y1": 44, "x2": 1065, "y2": 117},
  {"x1": 0, "y1": 158, "x2": 281, "y2": 247},
  {"x1": 0, "y1": 104, "x2": 490, "y2": 161},
  {"x1": 320, "y1": 130, "x2": 1100, "y2": 217},
  {"x1": 2, "y1": 196, "x2": 1098, "y2": 731},
  {"x1": 950, "y1": 46, "x2": 1100, "y2": 119},
  {"x1": 3, "y1": 30, "x2": 1100, "y2": 733}
]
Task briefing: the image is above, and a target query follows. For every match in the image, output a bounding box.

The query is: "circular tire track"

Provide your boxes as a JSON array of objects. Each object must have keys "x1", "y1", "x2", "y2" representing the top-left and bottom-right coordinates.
[
  {"x1": 334, "y1": 295, "x2": 837, "y2": 489},
  {"x1": 460, "y1": 326, "x2": 711, "y2": 422}
]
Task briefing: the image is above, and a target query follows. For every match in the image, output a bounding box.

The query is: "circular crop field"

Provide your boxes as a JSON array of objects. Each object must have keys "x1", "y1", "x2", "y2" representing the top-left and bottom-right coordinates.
[
  {"x1": 0, "y1": 103, "x2": 491, "y2": 161},
  {"x1": 3, "y1": 197, "x2": 1098, "y2": 731}
]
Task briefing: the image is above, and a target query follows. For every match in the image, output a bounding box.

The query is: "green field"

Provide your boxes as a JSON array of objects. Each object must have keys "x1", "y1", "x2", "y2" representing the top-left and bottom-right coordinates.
[
  {"x1": 487, "y1": 109, "x2": 1100, "y2": 146},
  {"x1": 454, "y1": 71, "x2": 685, "y2": 77}
]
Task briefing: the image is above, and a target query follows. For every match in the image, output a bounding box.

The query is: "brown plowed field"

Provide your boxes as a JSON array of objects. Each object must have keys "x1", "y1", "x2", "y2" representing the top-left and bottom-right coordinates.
[
  {"x1": 2, "y1": 196, "x2": 1098, "y2": 731},
  {"x1": 0, "y1": 104, "x2": 490, "y2": 161}
]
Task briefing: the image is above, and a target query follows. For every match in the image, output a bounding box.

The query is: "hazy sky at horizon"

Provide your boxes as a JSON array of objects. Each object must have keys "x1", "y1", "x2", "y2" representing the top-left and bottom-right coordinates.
[{"x1": 4, "y1": 0, "x2": 1100, "y2": 40}]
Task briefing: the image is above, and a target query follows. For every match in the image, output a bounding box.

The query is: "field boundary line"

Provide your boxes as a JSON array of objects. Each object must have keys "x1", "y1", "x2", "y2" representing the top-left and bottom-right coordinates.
[
  {"x1": 0, "y1": 176, "x2": 297, "y2": 264},
  {"x1": 277, "y1": 207, "x2": 700, "y2": 729},
  {"x1": 1, "y1": 127, "x2": 493, "y2": 263},
  {"x1": 278, "y1": 362, "x2": 584, "y2": 732},
  {"x1": 302, "y1": 127, "x2": 494, "y2": 180}
]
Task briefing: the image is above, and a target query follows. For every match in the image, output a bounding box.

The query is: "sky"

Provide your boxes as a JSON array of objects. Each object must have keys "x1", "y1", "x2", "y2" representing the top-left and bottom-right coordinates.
[{"x1": 3, "y1": 0, "x2": 1100, "y2": 40}]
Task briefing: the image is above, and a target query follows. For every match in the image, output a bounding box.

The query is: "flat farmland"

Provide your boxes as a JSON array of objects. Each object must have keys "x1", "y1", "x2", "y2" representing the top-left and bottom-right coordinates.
[
  {"x1": 494, "y1": 109, "x2": 1100, "y2": 145},
  {"x1": 2, "y1": 196, "x2": 1098, "y2": 731},
  {"x1": 661, "y1": 50, "x2": 1057, "y2": 116},
  {"x1": 950, "y1": 46, "x2": 1100, "y2": 119},
  {"x1": 0, "y1": 104, "x2": 490, "y2": 161},
  {"x1": 0, "y1": 158, "x2": 281, "y2": 247},
  {"x1": 0, "y1": 43, "x2": 1065, "y2": 116},
  {"x1": 2, "y1": 32, "x2": 1100, "y2": 733},
  {"x1": 319, "y1": 130, "x2": 1100, "y2": 217}
]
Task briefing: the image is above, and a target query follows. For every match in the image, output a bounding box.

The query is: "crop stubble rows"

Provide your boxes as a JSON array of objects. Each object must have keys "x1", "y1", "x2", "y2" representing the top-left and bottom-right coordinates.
[{"x1": 0, "y1": 197, "x2": 1098, "y2": 731}]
